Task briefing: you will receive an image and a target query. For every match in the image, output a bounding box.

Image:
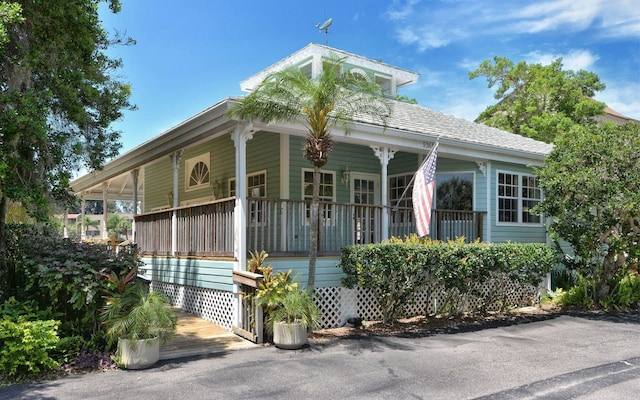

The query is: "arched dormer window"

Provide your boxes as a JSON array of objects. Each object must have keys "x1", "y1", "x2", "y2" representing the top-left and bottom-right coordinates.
[
  {"x1": 185, "y1": 153, "x2": 210, "y2": 191},
  {"x1": 350, "y1": 68, "x2": 371, "y2": 82}
]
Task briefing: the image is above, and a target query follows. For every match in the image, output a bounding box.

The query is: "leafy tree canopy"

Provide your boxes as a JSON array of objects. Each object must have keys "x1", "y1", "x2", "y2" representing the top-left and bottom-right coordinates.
[
  {"x1": 534, "y1": 121, "x2": 640, "y2": 302},
  {"x1": 0, "y1": 0, "x2": 134, "y2": 286},
  {"x1": 469, "y1": 56, "x2": 606, "y2": 143},
  {"x1": 0, "y1": 0, "x2": 134, "y2": 221}
]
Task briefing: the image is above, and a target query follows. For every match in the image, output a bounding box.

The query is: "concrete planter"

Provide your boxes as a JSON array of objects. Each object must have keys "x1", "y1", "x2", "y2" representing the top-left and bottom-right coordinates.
[
  {"x1": 273, "y1": 321, "x2": 307, "y2": 350},
  {"x1": 117, "y1": 337, "x2": 160, "y2": 369}
]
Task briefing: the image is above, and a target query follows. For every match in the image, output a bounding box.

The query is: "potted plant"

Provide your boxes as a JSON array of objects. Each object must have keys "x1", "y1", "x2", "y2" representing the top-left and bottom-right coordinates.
[
  {"x1": 101, "y1": 270, "x2": 178, "y2": 369},
  {"x1": 259, "y1": 287, "x2": 320, "y2": 350}
]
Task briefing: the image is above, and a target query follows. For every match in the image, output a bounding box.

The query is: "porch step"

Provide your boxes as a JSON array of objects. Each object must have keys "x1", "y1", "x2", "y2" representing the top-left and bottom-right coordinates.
[{"x1": 160, "y1": 309, "x2": 258, "y2": 360}]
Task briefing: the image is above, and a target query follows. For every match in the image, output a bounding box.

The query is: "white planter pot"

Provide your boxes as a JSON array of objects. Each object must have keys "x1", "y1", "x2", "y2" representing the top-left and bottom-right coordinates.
[
  {"x1": 117, "y1": 337, "x2": 160, "y2": 369},
  {"x1": 273, "y1": 321, "x2": 307, "y2": 350}
]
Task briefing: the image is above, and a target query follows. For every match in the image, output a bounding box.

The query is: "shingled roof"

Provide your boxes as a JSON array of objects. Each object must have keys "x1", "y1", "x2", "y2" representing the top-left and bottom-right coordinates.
[{"x1": 353, "y1": 100, "x2": 554, "y2": 157}]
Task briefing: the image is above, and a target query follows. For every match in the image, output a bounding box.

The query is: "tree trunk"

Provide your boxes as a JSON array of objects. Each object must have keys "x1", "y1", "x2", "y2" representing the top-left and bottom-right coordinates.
[
  {"x1": 596, "y1": 250, "x2": 625, "y2": 302},
  {"x1": 0, "y1": 194, "x2": 7, "y2": 296},
  {"x1": 307, "y1": 166, "x2": 321, "y2": 289}
]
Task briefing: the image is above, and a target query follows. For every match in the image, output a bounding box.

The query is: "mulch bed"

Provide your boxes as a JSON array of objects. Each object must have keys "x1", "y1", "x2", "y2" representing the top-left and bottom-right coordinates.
[{"x1": 308, "y1": 304, "x2": 567, "y2": 342}]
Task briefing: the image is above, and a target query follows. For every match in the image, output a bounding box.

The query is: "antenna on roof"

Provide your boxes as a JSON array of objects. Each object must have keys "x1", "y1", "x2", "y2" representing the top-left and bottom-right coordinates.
[{"x1": 316, "y1": 17, "x2": 332, "y2": 45}]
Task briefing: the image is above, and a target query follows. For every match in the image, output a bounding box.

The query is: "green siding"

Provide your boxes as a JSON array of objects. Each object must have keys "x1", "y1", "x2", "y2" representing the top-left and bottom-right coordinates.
[
  {"x1": 143, "y1": 135, "x2": 236, "y2": 211},
  {"x1": 388, "y1": 151, "x2": 420, "y2": 176},
  {"x1": 144, "y1": 257, "x2": 235, "y2": 292},
  {"x1": 247, "y1": 131, "x2": 281, "y2": 198},
  {"x1": 144, "y1": 157, "x2": 173, "y2": 211},
  {"x1": 289, "y1": 136, "x2": 380, "y2": 203},
  {"x1": 269, "y1": 257, "x2": 343, "y2": 288},
  {"x1": 488, "y1": 161, "x2": 547, "y2": 243}
]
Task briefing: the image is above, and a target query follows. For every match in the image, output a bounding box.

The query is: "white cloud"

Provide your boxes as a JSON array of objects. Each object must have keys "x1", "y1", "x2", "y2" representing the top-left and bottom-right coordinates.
[
  {"x1": 387, "y1": 0, "x2": 421, "y2": 21},
  {"x1": 596, "y1": 79, "x2": 640, "y2": 120},
  {"x1": 386, "y1": 0, "x2": 640, "y2": 53},
  {"x1": 525, "y1": 49, "x2": 599, "y2": 71},
  {"x1": 508, "y1": 0, "x2": 601, "y2": 34}
]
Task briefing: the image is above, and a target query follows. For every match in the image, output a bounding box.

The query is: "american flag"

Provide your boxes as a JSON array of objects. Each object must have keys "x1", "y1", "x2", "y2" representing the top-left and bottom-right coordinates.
[{"x1": 412, "y1": 143, "x2": 438, "y2": 237}]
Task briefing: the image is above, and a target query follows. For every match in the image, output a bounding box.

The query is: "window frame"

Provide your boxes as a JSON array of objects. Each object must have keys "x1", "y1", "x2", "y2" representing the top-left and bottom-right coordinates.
[
  {"x1": 435, "y1": 171, "x2": 475, "y2": 211},
  {"x1": 247, "y1": 170, "x2": 267, "y2": 227},
  {"x1": 184, "y1": 152, "x2": 211, "y2": 192},
  {"x1": 301, "y1": 168, "x2": 336, "y2": 225},
  {"x1": 496, "y1": 170, "x2": 542, "y2": 226},
  {"x1": 388, "y1": 172, "x2": 414, "y2": 226}
]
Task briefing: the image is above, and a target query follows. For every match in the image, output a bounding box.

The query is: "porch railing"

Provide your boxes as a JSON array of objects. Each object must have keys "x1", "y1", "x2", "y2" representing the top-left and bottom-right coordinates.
[
  {"x1": 134, "y1": 198, "x2": 485, "y2": 257},
  {"x1": 135, "y1": 198, "x2": 235, "y2": 256},
  {"x1": 247, "y1": 198, "x2": 383, "y2": 256}
]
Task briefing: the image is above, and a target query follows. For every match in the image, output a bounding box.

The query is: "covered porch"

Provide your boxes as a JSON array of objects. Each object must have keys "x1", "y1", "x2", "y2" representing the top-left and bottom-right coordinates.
[{"x1": 135, "y1": 197, "x2": 486, "y2": 258}]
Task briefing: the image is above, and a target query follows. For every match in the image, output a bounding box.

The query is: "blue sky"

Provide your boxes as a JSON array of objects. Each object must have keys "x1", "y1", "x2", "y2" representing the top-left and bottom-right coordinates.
[{"x1": 99, "y1": 0, "x2": 640, "y2": 154}]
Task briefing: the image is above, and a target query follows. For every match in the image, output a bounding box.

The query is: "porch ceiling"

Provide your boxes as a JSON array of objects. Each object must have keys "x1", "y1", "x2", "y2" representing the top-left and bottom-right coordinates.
[{"x1": 80, "y1": 169, "x2": 144, "y2": 201}]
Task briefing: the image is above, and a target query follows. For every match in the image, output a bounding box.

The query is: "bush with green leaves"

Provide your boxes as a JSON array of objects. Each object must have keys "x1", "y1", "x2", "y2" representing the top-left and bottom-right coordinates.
[
  {"x1": 558, "y1": 270, "x2": 640, "y2": 310},
  {"x1": 535, "y1": 121, "x2": 640, "y2": 303},
  {"x1": 339, "y1": 237, "x2": 556, "y2": 323},
  {"x1": 0, "y1": 317, "x2": 60, "y2": 379},
  {"x1": 3, "y1": 223, "x2": 142, "y2": 344}
]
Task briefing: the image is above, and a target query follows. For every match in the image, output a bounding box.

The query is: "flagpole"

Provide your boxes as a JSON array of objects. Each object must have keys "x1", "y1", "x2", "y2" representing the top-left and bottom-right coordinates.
[{"x1": 392, "y1": 137, "x2": 440, "y2": 211}]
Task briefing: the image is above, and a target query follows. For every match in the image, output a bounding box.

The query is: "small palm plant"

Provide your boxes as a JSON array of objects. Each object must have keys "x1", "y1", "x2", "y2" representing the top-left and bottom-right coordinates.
[
  {"x1": 101, "y1": 268, "x2": 177, "y2": 348},
  {"x1": 102, "y1": 284, "x2": 177, "y2": 344},
  {"x1": 264, "y1": 289, "x2": 320, "y2": 333}
]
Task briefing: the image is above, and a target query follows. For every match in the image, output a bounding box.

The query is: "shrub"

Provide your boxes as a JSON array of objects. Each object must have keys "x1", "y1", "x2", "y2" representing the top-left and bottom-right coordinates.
[
  {"x1": 3, "y1": 223, "x2": 142, "y2": 343},
  {"x1": 0, "y1": 318, "x2": 60, "y2": 378},
  {"x1": 340, "y1": 242, "x2": 433, "y2": 323},
  {"x1": 339, "y1": 238, "x2": 556, "y2": 322}
]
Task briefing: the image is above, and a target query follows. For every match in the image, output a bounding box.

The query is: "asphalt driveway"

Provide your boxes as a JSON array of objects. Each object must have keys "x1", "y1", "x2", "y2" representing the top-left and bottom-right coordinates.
[{"x1": 2, "y1": 312, "x2": 638, "y2": 399}]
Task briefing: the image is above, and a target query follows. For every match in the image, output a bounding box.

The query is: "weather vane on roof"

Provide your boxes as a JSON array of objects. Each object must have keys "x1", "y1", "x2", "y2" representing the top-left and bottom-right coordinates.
[{"x1": 316, "y1": 18, "x2": 332, "y2": 45}]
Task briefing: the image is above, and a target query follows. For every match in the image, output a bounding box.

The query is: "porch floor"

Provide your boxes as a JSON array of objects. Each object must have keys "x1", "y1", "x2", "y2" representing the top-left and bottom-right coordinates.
[{"x1": 160, "y1": 309, "x2": 258, "y2": 360}]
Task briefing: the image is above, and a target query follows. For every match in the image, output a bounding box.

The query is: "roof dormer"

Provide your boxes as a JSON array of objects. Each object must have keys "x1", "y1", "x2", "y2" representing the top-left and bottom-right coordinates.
[{"x1": 239, "y1": 43, "x2": 419, "y2": 98}]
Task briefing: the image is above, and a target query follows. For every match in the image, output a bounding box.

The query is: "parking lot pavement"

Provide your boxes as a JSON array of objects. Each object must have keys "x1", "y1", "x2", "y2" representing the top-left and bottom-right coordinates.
[{"x1": 2, "y1": 312, "x2": 638, "y2": 399}]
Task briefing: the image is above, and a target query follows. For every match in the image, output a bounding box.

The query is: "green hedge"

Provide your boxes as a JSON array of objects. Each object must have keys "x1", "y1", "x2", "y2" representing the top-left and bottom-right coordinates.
[{"x1": 339, "y1": 239, "x2": 556, "y2": 323}]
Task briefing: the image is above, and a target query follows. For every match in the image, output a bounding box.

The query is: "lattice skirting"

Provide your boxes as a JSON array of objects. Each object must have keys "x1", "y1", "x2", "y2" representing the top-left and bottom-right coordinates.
[
  {"x1": 313, "y1": 278, "x2": 539, "y2": 328},
  {"x1": 152, "y1": 279, "x2": 538, "y2": 331},
  {"x1": 151, "y1": 282, "x2": 235, "y2": 331}
]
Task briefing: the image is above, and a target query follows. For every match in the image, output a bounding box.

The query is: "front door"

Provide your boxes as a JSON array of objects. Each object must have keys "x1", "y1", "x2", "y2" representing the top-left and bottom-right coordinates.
[{"x1": 350, "y1": 173, "x2": 380, "y2": 244}]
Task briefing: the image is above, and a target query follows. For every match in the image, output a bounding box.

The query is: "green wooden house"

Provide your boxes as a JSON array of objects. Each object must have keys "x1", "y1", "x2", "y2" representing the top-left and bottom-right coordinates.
[{"x1": 71, "y1": 43, "x2": 553, "y2": 332}]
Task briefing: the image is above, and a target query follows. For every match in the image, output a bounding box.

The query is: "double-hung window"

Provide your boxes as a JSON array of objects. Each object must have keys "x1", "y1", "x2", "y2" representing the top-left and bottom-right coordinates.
[
  {"x1": 497, "y1": 172, "x2": 541, "y2": 224},
  {"x1": 303, "y1": 169, "x2": 335, "y2": 222},
  {"x1": 389, "y1": 173, "x2": 414, "y2": 225}
]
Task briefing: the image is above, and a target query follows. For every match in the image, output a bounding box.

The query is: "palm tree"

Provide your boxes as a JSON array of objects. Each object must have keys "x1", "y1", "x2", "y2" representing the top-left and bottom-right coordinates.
[
  {"x1": 230, "y1": 56, "x2": 390, "y2": 289},
  {"x1": 83, "y1": 216, "x2": 100, "y2": 237}
]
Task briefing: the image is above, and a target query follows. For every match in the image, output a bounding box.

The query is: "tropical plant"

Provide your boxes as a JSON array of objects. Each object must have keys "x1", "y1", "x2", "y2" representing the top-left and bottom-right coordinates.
[
  {"x1": 83, "y1": 216, "x2": 101, "y2": 237},
  {"x1": 261, "y1": 289, "x2": 320, "y2": 334},
  {"x1": 229, "y1": 56, "x2": 391, "y2": 288},
  {"x1": 101, "y1": 282, "x2": 177, "y2": 347},
  {"x1": 106, "y1": 214, "x2": 131, "y2": 240}
]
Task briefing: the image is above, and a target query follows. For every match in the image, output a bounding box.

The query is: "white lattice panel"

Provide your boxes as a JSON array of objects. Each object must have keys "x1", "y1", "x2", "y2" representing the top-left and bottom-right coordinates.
[
  {"x1": 153, "y1": 278, "x2": 538, "y2": 332},
  {"x1": 152, "y1": 282, "x2": 235, "y2": 331}
]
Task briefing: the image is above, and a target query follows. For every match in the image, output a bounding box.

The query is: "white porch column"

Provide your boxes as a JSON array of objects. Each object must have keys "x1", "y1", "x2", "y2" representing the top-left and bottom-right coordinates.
[
  {"x1": 171, "y1": 151, "x2": 181, "y2": 256},
  {"x1": 80, "y1": 195, "x2": 86, "y2": 241},
  {"x1": 63, "y1": 209, "x2": 68, "y2": 238},
  {"x1": 102, "y1": 182, "x2": 109, "y2": 240},
  {"x1": 231, "y1": 123, "x2": 254, "y2": 335},
  {"x1": 231, "y1": 124, "x2": 254, "y2": 271},
  {"x1": 280, "y1": 133, "x2": 290, "y2": 252},
  {"x1": 131, "y1": 169, "x2": 139, "y2": 242},
  {"x1": 371, "y1": 146, "x2": 397, "y2": 241}
]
